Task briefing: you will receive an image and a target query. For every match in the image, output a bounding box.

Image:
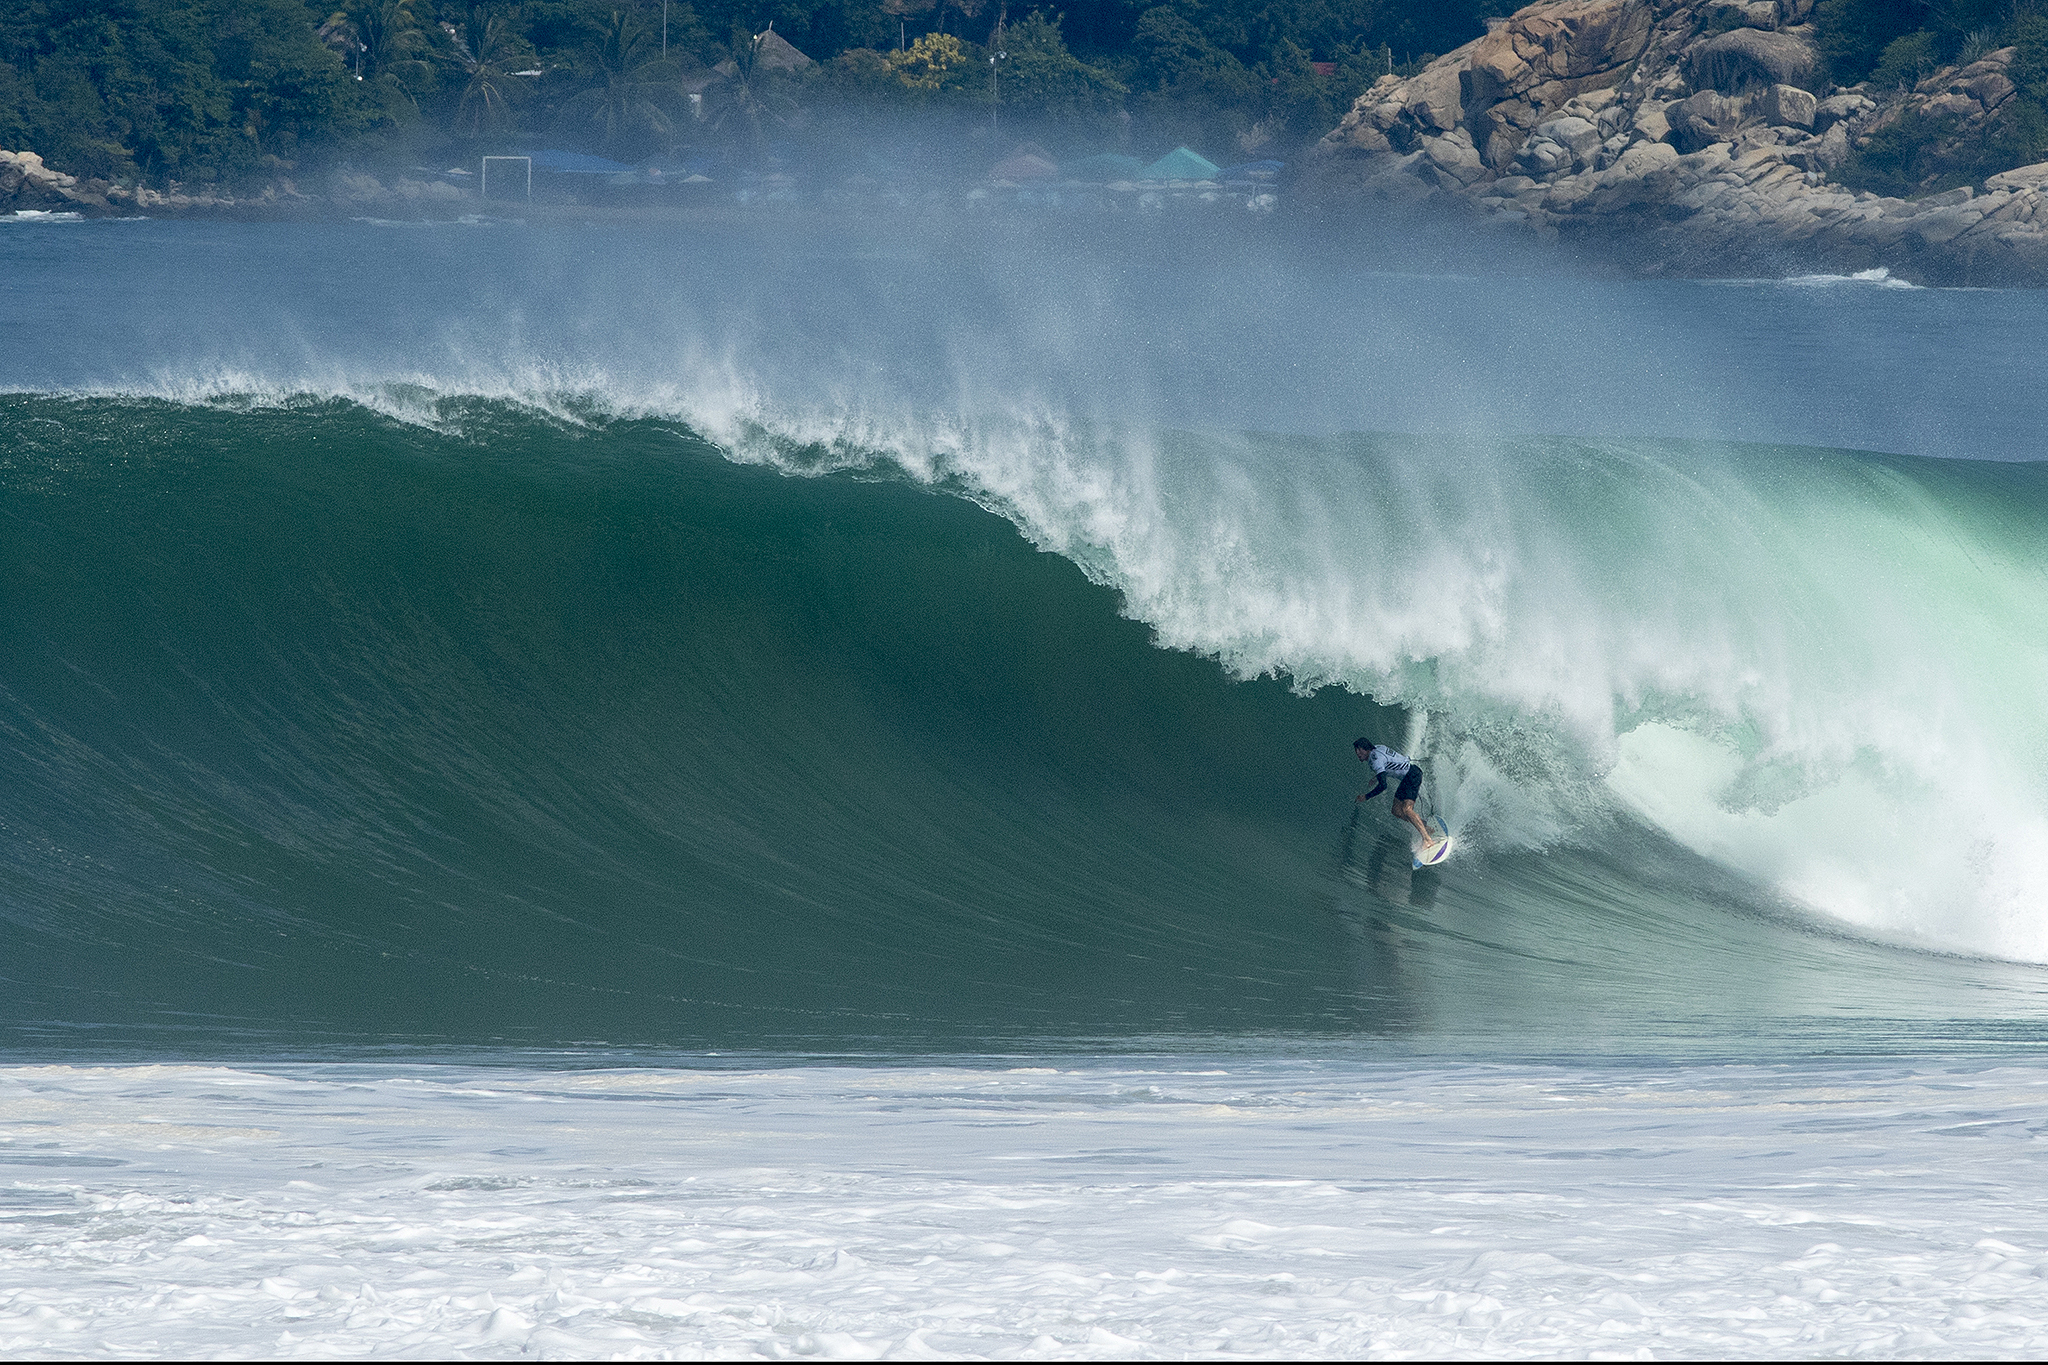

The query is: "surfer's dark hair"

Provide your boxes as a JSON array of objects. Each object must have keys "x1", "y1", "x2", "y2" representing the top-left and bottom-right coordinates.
[{"x1": 1353, "y1": 737, "x2": 1374, "y2": 751}]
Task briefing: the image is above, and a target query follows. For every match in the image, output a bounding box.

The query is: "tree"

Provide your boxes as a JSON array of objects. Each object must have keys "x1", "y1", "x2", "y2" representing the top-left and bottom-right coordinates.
[
  {"x1": 0, "y1": 0, "x2": 369, "y2": 183},
  {"x1": 1130, "y1": 7, "x2": 1255, "y2": 103},
  {"x1": 2008, "y1": 11, "x2": 2048, "y2": 102},
  {"x1": 323, "y1": 0, "x2": 428, "y2": 82},
  {"x1": 0, "y1": 0, "x2": 1503, "y2": 184},
  {"x1": 995, "y1": 11, "x2": 1126, "y2": 125},
  {"x1": 444, "y1": 5, "x2": 530, "y2": 137},
  {"x1": 1126, "y1": 5, "x2": 1255, "y2": 147},
  {"x1": 321, "y1": 0, "x2": 435, "y2": 120},
  {"x1": 1815, "y1": 0, "x2": 1931, "y2": 85},
  {"x1": 553, "y1": 10, "x2": 687, "y2": 156},
  {"x1": 1870, "y1": 29, "x2": 1941, "y2": 86},
  {"x1": 706, "y1": 25, "x2": 801, "y2": 158},
  {"x1": 888, "y1": 30, "x2": 977, "y2": 91}
]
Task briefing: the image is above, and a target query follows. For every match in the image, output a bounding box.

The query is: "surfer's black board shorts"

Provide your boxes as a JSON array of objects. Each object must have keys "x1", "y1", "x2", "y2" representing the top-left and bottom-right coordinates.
[{"x1": 1395, "y1": 768, "x2": 1424, "y2": 803}]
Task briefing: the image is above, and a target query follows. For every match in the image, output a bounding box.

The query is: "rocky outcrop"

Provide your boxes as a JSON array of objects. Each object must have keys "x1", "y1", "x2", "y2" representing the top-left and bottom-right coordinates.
[
  {"x1": 1, "y1": 147, "x2": 309, "y2": 217},
  {"x1": 329, "y1": 171, "x2": 470, "y2": 210},
  {"x1": 0, "y1": 150, "x2": 111, "y2": 214},
  {"x1": 1303, "y1": 0, "x2": 2048, "y2": 285}
]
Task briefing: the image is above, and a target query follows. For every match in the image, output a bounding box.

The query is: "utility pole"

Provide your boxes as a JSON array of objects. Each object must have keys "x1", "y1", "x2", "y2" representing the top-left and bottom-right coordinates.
[
  {"x1": 663, "y1": 0, "x2": 668, "y2": 56},
  {"x1": 988, "y1": 6, "x2": 1006, "y2": 136}
]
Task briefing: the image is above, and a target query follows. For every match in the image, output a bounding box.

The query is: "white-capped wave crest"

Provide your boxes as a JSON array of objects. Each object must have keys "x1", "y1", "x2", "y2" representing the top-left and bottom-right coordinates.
[{"x1": 41, "y1": 363, "x2": 2048, "y2": 964}]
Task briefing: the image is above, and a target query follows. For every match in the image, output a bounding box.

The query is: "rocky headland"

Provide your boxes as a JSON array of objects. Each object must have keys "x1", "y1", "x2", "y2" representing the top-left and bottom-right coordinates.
[
  {"x1": 0, "y1": 149, "x2": 313, "y2": 218},
  {"x1": 1303, "y1": 0, "x2": 2048, "y2": 284}
]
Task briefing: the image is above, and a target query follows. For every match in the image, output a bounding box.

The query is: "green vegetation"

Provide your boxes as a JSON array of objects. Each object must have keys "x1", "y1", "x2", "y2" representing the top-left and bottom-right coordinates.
[
  {"x1": 1814, "y1": 0, "x2": 2040, "y2": 86},
  {"x1": 1868, "y1": 29, "x2": 1941, "y2": 88},
  {"x1": 0, "y1": 0, "x2": 370, "y2": 182},
  {"x1": 1820, "y1": 0, "x2": 2048, "y2": 195},
  {"x1": 0, "y1": 0, "x2": 1498, "y2": 189}
]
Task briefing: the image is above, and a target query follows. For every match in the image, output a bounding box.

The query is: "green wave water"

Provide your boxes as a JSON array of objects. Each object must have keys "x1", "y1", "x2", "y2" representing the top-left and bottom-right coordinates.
[{"x1": 4, "y1": 395, "x2": 2047, "y2": 1053}]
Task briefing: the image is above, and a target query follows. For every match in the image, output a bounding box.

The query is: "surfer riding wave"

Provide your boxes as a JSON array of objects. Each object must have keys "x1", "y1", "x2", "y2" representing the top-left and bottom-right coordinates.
[{"x1": 1355, "y1": 738, "x2": 1443, "y2": 854}]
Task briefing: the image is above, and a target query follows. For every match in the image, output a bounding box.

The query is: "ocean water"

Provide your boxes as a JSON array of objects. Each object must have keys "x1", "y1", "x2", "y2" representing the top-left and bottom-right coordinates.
[{"x1": 4, "y1": 212, "x2": 2048, "y2": 1357}]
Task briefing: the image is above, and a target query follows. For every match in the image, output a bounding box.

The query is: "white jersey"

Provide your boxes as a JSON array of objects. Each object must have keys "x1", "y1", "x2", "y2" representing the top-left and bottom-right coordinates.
[{"x1": 1367, "y1": 745, "x2": 1414, "y2": 778}]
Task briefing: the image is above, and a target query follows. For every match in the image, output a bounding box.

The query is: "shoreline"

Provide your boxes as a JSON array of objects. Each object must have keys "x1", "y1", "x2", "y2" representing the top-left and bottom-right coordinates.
[
  {"x1": 13, "y1": 148, "x2": 2048, "y2": 292},
  {"x1": 14, "y1": 171, "x2": 2047, "y2": 289}
]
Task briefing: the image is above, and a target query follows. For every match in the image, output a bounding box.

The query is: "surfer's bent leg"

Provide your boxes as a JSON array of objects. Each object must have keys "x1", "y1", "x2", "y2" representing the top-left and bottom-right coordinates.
[{"x1": 1393, "y1": 769, "x2": 1435, "y2": 844}]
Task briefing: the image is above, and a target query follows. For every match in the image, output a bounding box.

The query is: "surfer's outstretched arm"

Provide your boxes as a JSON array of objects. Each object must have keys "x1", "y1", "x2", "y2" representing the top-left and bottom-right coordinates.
[{"x1": 1357, "y1": 777, "x2": 1387, "y2": 803}]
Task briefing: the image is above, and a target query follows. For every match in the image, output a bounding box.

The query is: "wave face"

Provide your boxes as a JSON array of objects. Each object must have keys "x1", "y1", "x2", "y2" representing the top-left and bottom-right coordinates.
[{"x1": 5, "y1": 393, "x2": 2047, "y2": 1051}]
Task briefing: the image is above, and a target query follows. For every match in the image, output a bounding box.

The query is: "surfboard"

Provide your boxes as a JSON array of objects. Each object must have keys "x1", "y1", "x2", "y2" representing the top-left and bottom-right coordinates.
[{"x1": 1412, "y1": 817, "x2": 1454, "y2": 869}]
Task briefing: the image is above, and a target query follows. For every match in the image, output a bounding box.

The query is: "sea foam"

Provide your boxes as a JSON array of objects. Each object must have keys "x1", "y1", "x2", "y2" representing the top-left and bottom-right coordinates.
[{"x1": 4, "y1": 1059, "x2": 2048, "y2": 1359}]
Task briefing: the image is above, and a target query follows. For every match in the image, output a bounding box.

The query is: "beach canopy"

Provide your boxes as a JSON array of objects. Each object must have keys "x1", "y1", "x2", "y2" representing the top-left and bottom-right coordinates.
[
  {"x1": 1142, "y1": 146, "x2": 1220, "y2": 180},
  {"x1": 1217, "y1": 159, "x2": 1285, "y2": 181},
  {"x1": 991, "y1": 151, "x2": 1059, "y2": 181},
  {"x1": 1063, "y1": 152, "x2": 1147, "y2": 182}
]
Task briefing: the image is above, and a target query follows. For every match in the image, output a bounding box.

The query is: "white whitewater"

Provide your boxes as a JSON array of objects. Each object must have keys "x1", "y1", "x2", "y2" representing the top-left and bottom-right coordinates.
[
  {"x1": 5, "y1": 1060, "x2": 2048, "y2": 1359},
  {"x1": 698, "y1": 405, "x2": 2048, "y2": 964}
]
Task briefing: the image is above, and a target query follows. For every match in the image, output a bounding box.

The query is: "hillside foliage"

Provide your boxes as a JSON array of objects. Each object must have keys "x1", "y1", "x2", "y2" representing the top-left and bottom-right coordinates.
[
  {"x1": 0, "y1": 0, "x2": 1500, "y2": 185},
  {"x1": 1820, "y1": 0, "x2": 2048, "y2": 194}
]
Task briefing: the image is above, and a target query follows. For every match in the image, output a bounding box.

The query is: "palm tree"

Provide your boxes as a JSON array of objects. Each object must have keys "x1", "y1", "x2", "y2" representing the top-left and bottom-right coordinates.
[
  {"x1": 707, "y1": 25, "x2": 798, "y2": 161},
  {"x1": 445, "y1": 5, "x2": 527, "y2": 137},
  {"x1": 554, "y1": 11, "x2": 686, "y2": 158},
  {"x1": 355, "y1": 1, "x2": 433, "y2": 85},
  {"x1": 320, "y1": 0, "x2": 434, "y2": 110}
]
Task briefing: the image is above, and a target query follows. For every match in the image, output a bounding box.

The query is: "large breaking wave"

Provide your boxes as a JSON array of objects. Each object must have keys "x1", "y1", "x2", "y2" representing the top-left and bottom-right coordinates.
[
  {"x1": 4, "y1": 387, "x2": 2046, "y2": 1051},
  {"x1": 724, "y1": 402, "x2": 2048, "y2": 962}
]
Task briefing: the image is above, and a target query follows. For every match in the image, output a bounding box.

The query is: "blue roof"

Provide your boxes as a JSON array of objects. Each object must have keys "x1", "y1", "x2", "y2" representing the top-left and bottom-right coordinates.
[{"x1": 520, "y1": 150, "x2": 640, "y2": 175}]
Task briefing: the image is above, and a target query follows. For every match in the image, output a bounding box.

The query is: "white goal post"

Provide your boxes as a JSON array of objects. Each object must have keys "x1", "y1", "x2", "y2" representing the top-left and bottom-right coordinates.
[{"x1": 480, "y1": 156, "x2": 531, "y2": 203}]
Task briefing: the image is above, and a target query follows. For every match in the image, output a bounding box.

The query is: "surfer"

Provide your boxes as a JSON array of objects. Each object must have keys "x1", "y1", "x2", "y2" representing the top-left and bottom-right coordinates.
[{"x1": 1355, "y1": 738, "x2": 1442, "y2": 852}]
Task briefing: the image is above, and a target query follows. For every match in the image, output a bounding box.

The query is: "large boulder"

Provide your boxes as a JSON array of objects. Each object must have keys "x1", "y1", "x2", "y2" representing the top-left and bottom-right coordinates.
[
  {"x1": 1475, "y1": 99, "x2": 1541, "y2": 167},
  {"x1": 1685, "y1": 28, "x2": 1817, "y2": 94},
  {"x1": 1813, "y1": 92, "x2": 1874, "y2": 132},
  {"x1": 1303, "y1": 0, "x2": 2048, "y2": 288},
  {"x1": 1607, "y1": 140, "x2": 1680, "y2": 180},
  {"x1": 1516, "y1": 132, "x2": 1573, "y2": 177},
  {"x1": 1915, "y1": 50, "x2": 2019, "y2": 119},
  {"x1": 1986, "y1": 161, "x2": 2048, "y2": 192},
  {"x1": 1421, "y1": 130, "x2": 1488, "y2": 185},
  {"x1": 1764, "y1": 83, "x2": 1817, "y2": 129},
  {"x1": 1537, "y1": 115, "x2": 1604, "y2": 166},
  {"x1": 1672, "y1": 89, "x2": 1749, "y2": 151},
  {"x1": 1464, "y1": 0, "x2": 1654, "y2": 110},
  {"x1": 1405, "y1": 58, "x2": 1468, "y2": 132}
]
